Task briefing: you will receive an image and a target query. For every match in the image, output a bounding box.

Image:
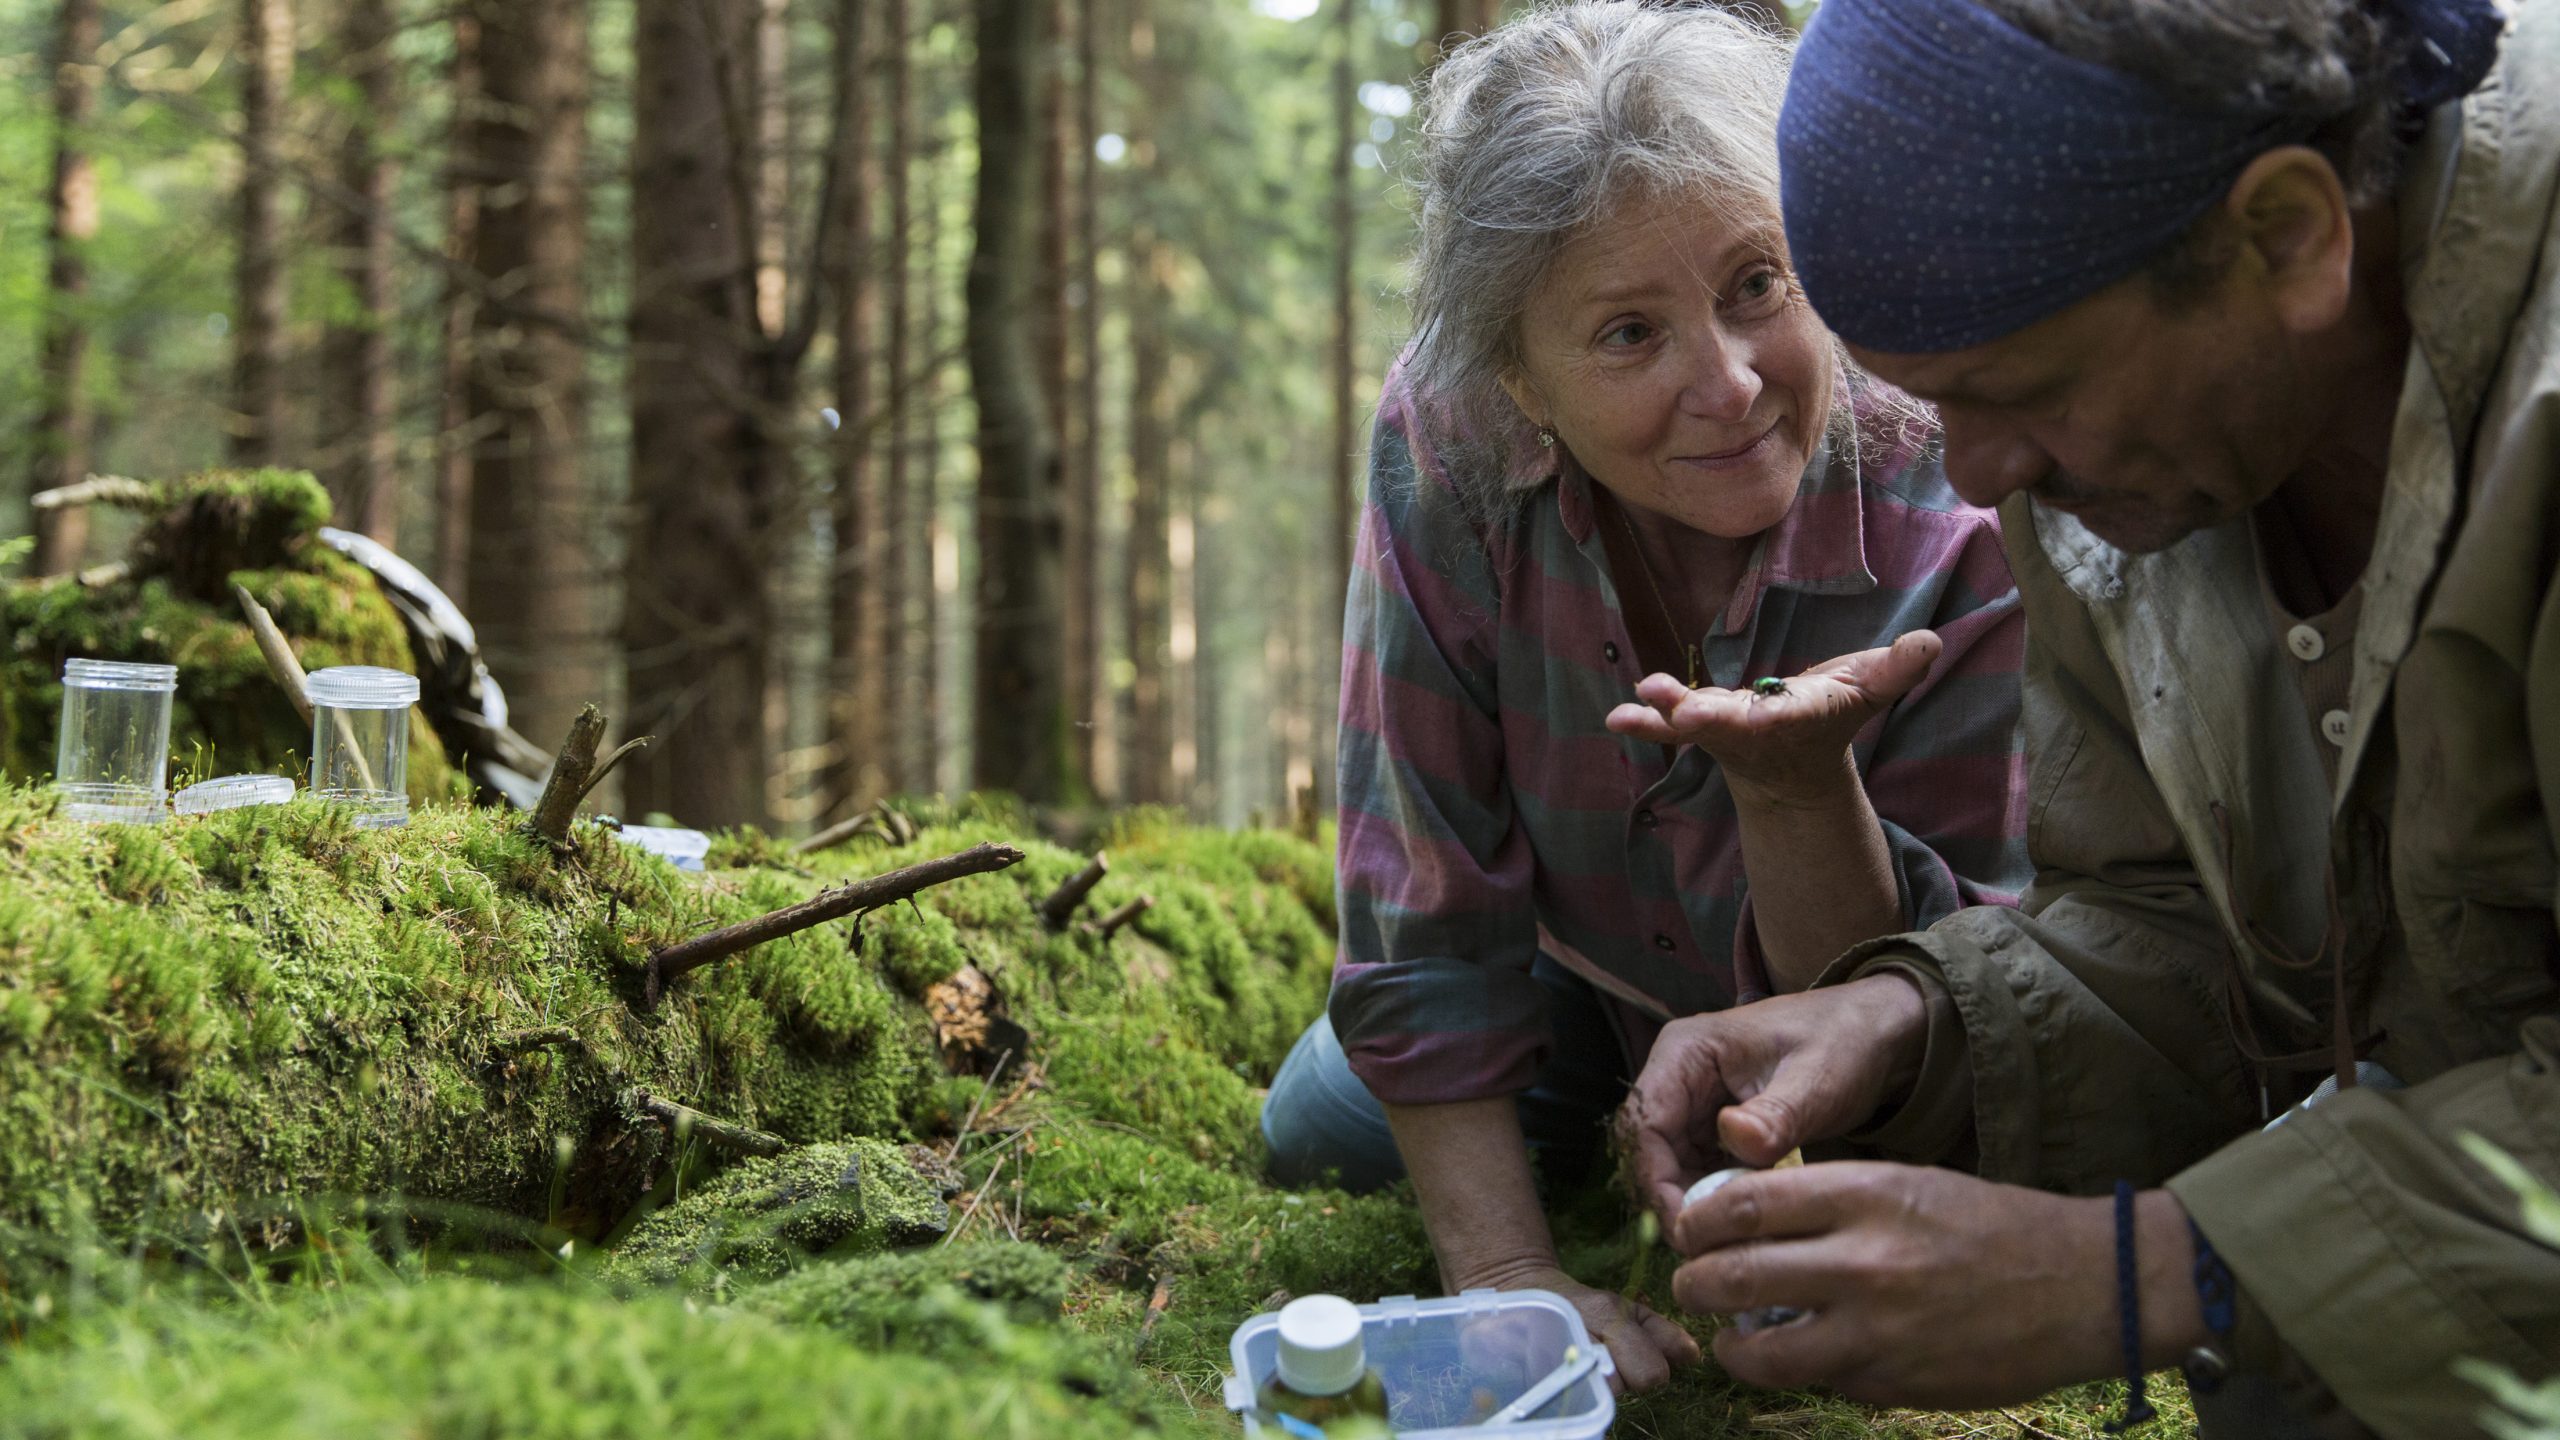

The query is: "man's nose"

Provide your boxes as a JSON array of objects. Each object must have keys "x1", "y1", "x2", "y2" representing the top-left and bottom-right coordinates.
[{"x1": 1941, "y1": 413, "x2": 2053, "y2": 508}]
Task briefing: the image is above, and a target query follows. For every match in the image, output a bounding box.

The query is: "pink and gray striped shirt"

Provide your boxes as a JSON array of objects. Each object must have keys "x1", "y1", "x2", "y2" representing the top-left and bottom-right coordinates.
[{"x1": 1331, "y1": 364, "x2": 2031, "y2": 1106}]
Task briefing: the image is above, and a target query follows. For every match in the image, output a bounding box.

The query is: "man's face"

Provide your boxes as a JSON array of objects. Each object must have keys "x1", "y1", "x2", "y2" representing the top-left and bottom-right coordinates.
[{"x1": 1846, "y1": 272, "x2": 2320, "y2": 553}]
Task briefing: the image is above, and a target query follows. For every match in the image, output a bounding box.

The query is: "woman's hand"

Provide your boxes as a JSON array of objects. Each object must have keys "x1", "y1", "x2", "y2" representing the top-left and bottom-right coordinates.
[
  {"x1": 1605, "y1": 630, "x2": 1942, "y2": 806},
  {"x1": 1453, "y1": 1260, "x2": 1702, "y2": 1396}
]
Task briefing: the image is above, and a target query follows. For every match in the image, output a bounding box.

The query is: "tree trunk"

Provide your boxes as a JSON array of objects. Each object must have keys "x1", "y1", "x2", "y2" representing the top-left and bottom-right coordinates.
[
  {"x1": 969, "y1": 0, "x2": 1064, "y2": 802},
  {"x1": 914, "y1": 106, "x2": 946, "y2": 797},
  {"x1": 625, "y1": 0, "x2": 775, "y2": 829},
  {"x1": 878, "y1": 0, "x2": 915, "y2": 794},
  {"x1": 1034, "y1": 0, "x2": 1089, "y2": 796},
  {"x1": 823, "y1": 0, "x2": 884, "y2": 819},
  {"x1": 1071, "y1": 0, "x2": 1107, "y2": 796},
  {"x1": 1119, "y1": 2, "x2": 1171, "y2": 807},
  {"x1": 1327, "y1": 0, "x2": 1360, "y2": 814},
  {"x1": 32, "y1": 0, "x2": 102, "y2": 577},
  {"x1": 434, "y1": 9, "x2": 483, "y2": 599},
  {"x1": 231, "y1": 0, "x2": 295, "y2": 466},
  {"x1": 465, "y1": 0, "x2": 599, "y2": 758},
  {"x1": 322, "y1": 0, "x2": 400, "y2": 545}
]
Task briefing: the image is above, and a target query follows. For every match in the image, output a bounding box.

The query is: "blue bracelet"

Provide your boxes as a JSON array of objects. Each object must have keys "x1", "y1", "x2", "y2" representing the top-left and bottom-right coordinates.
[
  {"x1": 2189, "y1": 1217, "x2": 2236, "y2": 1338},
  {"x1": 2104, "y1": 1180, "x2": 2158, "y2": 1433}
]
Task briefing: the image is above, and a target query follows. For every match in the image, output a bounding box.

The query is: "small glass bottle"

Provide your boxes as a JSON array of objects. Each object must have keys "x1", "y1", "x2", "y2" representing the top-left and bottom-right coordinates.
[
  {"x1": 305, "y1": 666, "x2": 418, "y2": 829},
  {"x1": 54, "y1": 658, "x2": 178, "y2": 824},
  {"x1": 1256, "y1": 1295, "x2": 1390, "y2": 1437}
]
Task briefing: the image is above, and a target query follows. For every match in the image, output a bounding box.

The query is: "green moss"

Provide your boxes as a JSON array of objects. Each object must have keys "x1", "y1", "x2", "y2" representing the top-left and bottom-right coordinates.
[
  {"x1": 0, "y1": 1277, "x2": 1222, "y2": 1440},
  {"x1": 604, "y1": 1140, "x2": 949, "y2": 1289}
]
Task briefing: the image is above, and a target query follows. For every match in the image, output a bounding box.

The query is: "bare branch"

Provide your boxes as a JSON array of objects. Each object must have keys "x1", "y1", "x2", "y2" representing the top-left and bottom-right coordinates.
[
  {"x1": 528, "y1": 706, "x2": 609, "y2": 845},
  {"x1": 646, "y1": 842, "x2": 1027, "y2": 1005},
  {"x1": 572, "y1": 735, "x2": 653, "y2": 811},
  {"x1": 627, "y1": 1088, "x2": 786, "y2": 1157},
  {"x1": 1090, "y1": 894, "x2": 1155, "y2": 941},
  {"x1": 230, "y1": 581, "x2": 313, "y2": 725},
  {"x1": 33, "y1": 475, "x2": 154, "y2": 511},
  {"x1": 1035, "y1": 851, "x2": 1108, "y2": 929}
]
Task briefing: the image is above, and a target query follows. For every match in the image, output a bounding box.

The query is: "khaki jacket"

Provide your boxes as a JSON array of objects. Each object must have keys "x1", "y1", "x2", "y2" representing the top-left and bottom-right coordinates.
[{"x1": 1824, "y1": 8, "x2": 2560, "y2": 1434}]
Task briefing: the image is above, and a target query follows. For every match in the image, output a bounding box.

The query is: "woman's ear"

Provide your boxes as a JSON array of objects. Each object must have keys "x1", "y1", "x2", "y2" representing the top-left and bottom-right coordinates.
[{"x1": 1497, "y1": 368, "x2": 1547, "y2": 431}]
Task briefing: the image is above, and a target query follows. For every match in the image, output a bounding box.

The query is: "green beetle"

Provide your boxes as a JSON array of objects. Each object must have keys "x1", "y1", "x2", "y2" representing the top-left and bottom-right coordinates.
[{"x1": 1751, "y1": 676, "x2": 1788, "y2": 697}]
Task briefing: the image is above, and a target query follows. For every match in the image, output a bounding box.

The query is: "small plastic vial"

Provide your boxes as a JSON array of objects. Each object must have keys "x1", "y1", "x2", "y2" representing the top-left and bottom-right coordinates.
[
  {"x1": 1683, "y1": 1169, "x2": 1808, "y2": 1334},
  {"x1": 1256, "y1": 1294, "x2": 1390, "y2": 1437},
  {"x1": 54, "y1": 658, "x2": 178, "y2": 824},
  {"x1": 305, "y1": 666, "x2": 418, "y2": 829}
]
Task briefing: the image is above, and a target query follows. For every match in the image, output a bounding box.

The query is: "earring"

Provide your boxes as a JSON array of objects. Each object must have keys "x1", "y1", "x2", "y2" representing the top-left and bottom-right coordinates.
[{"x1": 1536, "y1": 426, "x2": 1557, "y2": 449}]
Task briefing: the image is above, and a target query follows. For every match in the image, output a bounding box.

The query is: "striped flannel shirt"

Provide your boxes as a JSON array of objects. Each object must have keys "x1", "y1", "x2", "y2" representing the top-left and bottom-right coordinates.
[{"x1": 1330, "y1": 363, "x2": 2033, "y2": 1106}]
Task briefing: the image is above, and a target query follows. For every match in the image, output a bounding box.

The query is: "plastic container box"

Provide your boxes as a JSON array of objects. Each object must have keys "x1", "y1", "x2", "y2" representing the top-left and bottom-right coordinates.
[
  {"x1": 306, "y1": 666, "x2": 418, "y2": 829},
  {"x1": 54, "y1": 658, "x2": 179, "y2": 824},
  {"x1": 619, "y1": 824, "x2": 710, "y2": 872},
  {"x1": 174, "y1": 774, "x2": 297, "y2": 816},
  {"x1": 1225, "y1": 1289, "x2": 1616, "y2": 1439}
]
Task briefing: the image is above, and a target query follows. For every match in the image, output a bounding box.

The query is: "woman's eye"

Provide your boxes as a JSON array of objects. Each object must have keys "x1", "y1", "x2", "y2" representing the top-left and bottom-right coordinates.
[
  {"x1": 1602, "y1": 321, "x2": 1653, "y2": 347},
  {"x1": 1737, "y1": 270, "x2": 1778, "y2": 303}
]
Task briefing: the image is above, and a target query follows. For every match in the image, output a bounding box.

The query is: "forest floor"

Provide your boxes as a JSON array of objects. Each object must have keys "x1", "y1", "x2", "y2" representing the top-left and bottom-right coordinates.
[{"x1": 0, "y1": 786, "x2": 2191, "y2": 1438}]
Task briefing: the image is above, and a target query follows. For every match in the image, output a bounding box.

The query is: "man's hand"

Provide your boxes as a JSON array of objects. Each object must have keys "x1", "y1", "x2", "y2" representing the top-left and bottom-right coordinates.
[
  {"x1": 1669, "y1": 1164, "x2": 2206, "y2": 1408},
  {"x1": 1455, "y1": 1261, "x2": 1700, "y2": 1396},
  {"x1": 1604, "y1": 631, "x2": 1941, "y2": 806},
  {"x1": 1620, "y1": 975, "x2": 1931, "y2": 1223}
]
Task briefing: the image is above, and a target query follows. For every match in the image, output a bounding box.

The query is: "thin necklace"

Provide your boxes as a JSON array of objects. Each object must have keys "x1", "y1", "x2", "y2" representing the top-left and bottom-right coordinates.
[{"x1": 1610, "y1": 493, "x2": 1703, "y2": 688}]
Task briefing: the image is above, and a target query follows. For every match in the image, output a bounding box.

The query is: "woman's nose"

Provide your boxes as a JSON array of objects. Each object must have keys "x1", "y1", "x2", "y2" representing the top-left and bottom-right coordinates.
[{"x1": 1677, "y1": 335, "x2": 1761, "y2": 423}]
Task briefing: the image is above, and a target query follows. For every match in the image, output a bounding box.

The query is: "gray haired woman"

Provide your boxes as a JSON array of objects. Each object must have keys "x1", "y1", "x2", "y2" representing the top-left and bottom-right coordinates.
[{"x1": 1258, "y1": 0, "x2": 2034, "y2": 1392}]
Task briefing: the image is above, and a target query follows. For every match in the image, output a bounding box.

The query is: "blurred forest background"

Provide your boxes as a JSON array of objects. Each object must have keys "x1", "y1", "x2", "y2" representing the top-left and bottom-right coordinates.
[{"x1": 0, "y1": 0, "x2": 1798, "y2": 836}]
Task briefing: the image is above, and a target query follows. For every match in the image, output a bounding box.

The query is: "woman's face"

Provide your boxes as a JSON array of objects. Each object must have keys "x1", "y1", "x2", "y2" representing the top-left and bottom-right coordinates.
[{"x1": 1502, "y1": 192, "x2": 1834, "y2": 538}]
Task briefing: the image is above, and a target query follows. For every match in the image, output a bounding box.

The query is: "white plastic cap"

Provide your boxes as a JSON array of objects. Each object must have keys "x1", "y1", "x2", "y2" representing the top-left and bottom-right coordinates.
[
  {"x1": 305, "y1": 665, "x2": 419, "y2": 709},
  {"x1": 175, "y1": 774, "x2": 296, "y2": 815},
  {"x1": 62, "y1": 658, "x2": 178, "y2": 693},
  {"x1": 1682, "y1": 1167, "x2": 1754, "y2": 1212},
  {"x1": 1273, "y1": 1294, "x2": 1366, "y2": 1397}
]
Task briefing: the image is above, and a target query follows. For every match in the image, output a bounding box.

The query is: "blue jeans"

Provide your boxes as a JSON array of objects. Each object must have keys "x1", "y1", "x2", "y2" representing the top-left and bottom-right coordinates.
[{"x1": 1261, "y1": 956, "x2": 1632, "y2": 1193}]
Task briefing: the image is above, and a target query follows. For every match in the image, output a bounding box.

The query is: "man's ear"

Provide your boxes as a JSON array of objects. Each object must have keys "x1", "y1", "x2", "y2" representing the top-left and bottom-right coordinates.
[{"x1": 2225, "y1": 146, "x2": 2355, "y2": 335}]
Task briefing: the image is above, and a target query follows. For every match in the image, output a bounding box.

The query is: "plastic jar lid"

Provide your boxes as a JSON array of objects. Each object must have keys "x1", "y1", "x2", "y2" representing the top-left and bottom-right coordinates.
[
  {"x1": 62, "y1": 658, "x2": 178, "y2": 692},
  {"x1": 1273, "y1": 1294, "x2": 1366, "y2": 1396},
  {"x1": 305, "y1": 665, "x2": 419, "y2": 709},
  {"x1": 175, "y1": 774, "x2": 297, "y2": 815},
  {"x1": 619, "y1": 825, "x2": 712, "y2": 870}
]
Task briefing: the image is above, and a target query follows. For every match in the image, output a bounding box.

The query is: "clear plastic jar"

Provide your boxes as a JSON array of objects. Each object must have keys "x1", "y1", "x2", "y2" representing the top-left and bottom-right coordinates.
[
  {"x1": 54, "y1": 658, "x2": 179, "y2": 824},
  {"x1": 305, "y1": 666, "x2": 418, "y2": 829}
]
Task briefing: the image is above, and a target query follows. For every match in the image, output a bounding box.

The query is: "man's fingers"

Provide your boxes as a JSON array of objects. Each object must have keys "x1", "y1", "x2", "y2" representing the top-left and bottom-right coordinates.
[
  {"x1": 1716, "y1": 1088, "x2": 1800, "y2": 1166},
  {"x1": 1713, "y1": 1310, "x2": 1862, "y2": 1393},
  {"x1": 1671, "y1": 1164, "x2": 1882, "y2": 1257},
  {"x1": 1594, "y1": 1307, "x2": 1671, "y2": 1393}
]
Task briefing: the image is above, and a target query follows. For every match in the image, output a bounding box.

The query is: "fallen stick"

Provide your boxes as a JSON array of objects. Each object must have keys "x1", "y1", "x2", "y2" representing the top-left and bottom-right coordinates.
[
  {"x1": 645, "y1": 842, "x2": 1026, "y2": 1007},
  {"x1": 791, "y1": 809, "x2": 876, "y2": 857},
  {"x1": 1089, "y1": 894, "x2": 1155, "y2": 941},
  {"x1": 232, "y1": 582, "x2": 380, "y2": 793},
  {"x1": 1036, "y1": 852, "x2": 1109, "y2": 929},
  {"x1": 33, "y1": 475, "x2": 155, "y2": 512},
  {"x1": 527, "y1": 707, "x2": 608, "y2": 846},
  {"x1": 627, "y1": 1088, "x2": 786, "y2": 1157}
]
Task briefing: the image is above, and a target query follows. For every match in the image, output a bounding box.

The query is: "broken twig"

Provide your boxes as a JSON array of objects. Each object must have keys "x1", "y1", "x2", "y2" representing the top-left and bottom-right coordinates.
[
  {"x1": 33, "y1": 475, "x2": 155, "y2": 512},
  {"x1": 231, "y1": 581, "x2": 314, "y2": 725},
  {"x1": 1136, "y1": 1272, "x2": 1177, "y2": 1350},
  {"x1": 528, "y1": 706, "x2": 609, "y2": 846},
  {"x1": 627, "y1": 1088, "x2": 786, "y2": 1157},
  {"x1": 792, "y1": 809, "x2": 875, "y2": 857},
  {"x1": 1036, "y1": 852, "x2": 1109, "y2": 929},
  {"x1": 1089, "y1": 894, "x2": 1156, "y2": 941},
  {"x1": 572, "y1": 735, "x2": 652, "y2": 811},
  {"x1": 645, "y1": 842, "x2": 1026, "y2": 1006}
]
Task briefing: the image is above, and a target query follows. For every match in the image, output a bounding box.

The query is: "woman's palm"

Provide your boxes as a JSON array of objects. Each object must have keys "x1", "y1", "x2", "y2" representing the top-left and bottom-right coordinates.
[{"x1": 1604, "y1": 630, "x2": 1942, "y2": 798}]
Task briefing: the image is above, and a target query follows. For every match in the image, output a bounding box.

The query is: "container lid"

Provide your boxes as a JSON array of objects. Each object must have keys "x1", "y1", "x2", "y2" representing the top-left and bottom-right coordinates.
[
  {"x1": 305, "y1": 665, "x2": 419, "y2": 709},
  {"x1": 62, "y1": 657, "x2": 178, "y2": 692},
  {"x1": 175, "y1": 774, "x2": 297, "y2": 815},
  {"x1": 1683, "y1": 1167, "x2": 1754, "y2": 1211},
  {"x1": 619, "y1": 825, "x2": 712, "y2": 864},
  {"x1": 1274, "y1": 1295, "x2": 1366, "y2": 1397}
]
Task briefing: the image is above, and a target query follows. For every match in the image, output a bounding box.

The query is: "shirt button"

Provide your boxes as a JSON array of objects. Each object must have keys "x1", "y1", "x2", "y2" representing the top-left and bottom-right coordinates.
[
  {"x1": 2321, "y1": 709, "x2": 2351, "y2": 747},
  {"x1": 1603, "y1": 642, "x2": 1621, "y2": 664},
  {"x1": 1653, "y1": 933, "x2": 1676, "y2": 952},
  {"x1": 2286, "y1": 624, "x2": 2325, "y2": 662},
  {"x1": 1635, "y1": 808, "x2": 1659, "y2": 829}
]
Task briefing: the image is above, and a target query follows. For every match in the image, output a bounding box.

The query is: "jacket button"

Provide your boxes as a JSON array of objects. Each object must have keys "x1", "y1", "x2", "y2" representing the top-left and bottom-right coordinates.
[
  {"x1": 1635, "y1": 808, "x2": 1659, "y2": 829},
  {"x1": 1604, "y1": 642, "x2": 1621, "y2": 664},
  {"x1": 1653, "y1": 933, "x2": 1676, "y2": 952},
  {"x1": 2321, "y1": 709, "x2": 2351, "y2": 747},
  {"x1": 2286, "y1": 624, "x2": 2325, "y2": 662}
]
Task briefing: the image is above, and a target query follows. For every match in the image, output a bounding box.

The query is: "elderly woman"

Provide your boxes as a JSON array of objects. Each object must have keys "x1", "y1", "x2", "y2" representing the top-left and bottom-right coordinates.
[{"x1": 1258, "y1": 0, "x2": 2033, "y2": 1393}]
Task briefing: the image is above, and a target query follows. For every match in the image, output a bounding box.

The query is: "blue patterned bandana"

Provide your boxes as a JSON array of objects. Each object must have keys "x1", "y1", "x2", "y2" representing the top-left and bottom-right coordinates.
[{"x1": 1778, "y1": 0, "x2": 2508, "y2": 355}]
